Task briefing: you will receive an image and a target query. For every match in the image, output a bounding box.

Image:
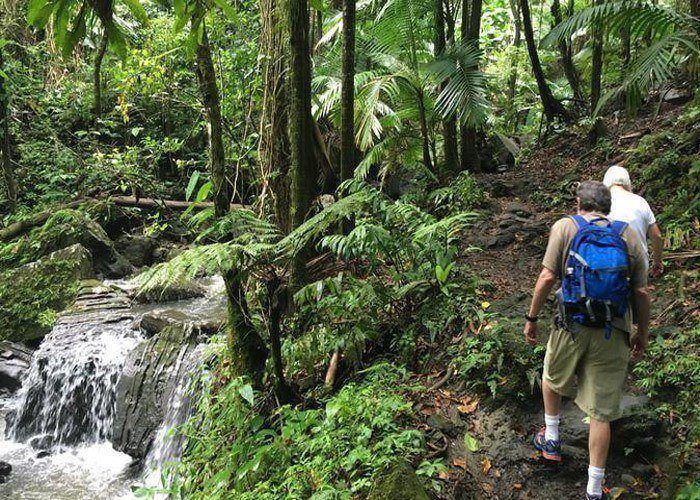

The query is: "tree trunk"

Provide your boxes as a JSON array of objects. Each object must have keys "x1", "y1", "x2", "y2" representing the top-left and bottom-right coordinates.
[
  {"x1": 416, "y1": 89, "x2": 433, "y2": 171},
  {"x1": 265, "y1": 275, "x2": 291, "y2": 403},
  {"x1": 259, "y1": 0, "x2": 292, "y2": 232},
  {"x1": 519, "y1": 0, "x2": 569, "y2": 122},
  {"x1": 589, "y1": 0, "x2": 604, "y2": 114},
  {"x1": 92, "y1": 31, "x2": 108, "y2": 118},
  {"x1": 340, "y1": 0, "x2": 356, "y2": 182},
  {"x1": 194, "y1": 25, "x2": 230, "y2": 217},
  {"x1": 288, "y1": 0, "x2": 319, "y2": 283},
  {"x1": 195, "y1": 22, "x2": 266, "y2": 384},
  {"x1": 460, "y1": 0, "x2": 482, "y2": 171},
  {"x1": 225, "y1": 273, "x2": 268, "y2": 388},
  {"x1": 507, "y1": 0, "x2": 521, "y2": 108},
  {"x1": 551, "y1": 0, "x2": 582, "y2": 103},
  {"x1": 436, "y1": 0, "x2": 458, "y2": 172},
  {"x1": 0, "y1": 47, "x2": 17, "y2": 211}
]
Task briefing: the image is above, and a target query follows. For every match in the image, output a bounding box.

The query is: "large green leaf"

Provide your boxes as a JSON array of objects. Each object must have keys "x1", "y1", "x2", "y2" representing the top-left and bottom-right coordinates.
[
  {"x1": 27, "y1": 0, "x2": 52, "y2": 27},
  {"x1": 121, "y1": 0, "x2": 149, "y2": 24}
]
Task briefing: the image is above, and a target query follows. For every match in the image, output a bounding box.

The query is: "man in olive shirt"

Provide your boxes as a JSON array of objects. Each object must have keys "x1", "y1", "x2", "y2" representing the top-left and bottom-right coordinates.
[{"x1": 523, "y1": 181, "x2": 651, "y2": 499}]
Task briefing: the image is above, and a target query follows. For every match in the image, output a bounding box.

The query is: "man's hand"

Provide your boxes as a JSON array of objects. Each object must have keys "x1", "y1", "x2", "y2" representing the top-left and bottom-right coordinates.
[
  {"x1": 631, "y1": 334, "x2": 648, "y2": 361},
  {"x1": 524, "y1": 320, "x2": 538, "y2": 345},
  {"x1": 651, "y1": 261, "x2": 664, "y2": 279}
]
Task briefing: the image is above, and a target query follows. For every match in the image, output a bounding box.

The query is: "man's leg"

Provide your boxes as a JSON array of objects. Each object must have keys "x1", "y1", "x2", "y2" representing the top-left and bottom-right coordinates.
[
  {"x1": 542, "y1": 378, "x2": 562, "y2": 441},
  {"x1": 587, "y1": 417, "x2": 610, "y2": 497}
]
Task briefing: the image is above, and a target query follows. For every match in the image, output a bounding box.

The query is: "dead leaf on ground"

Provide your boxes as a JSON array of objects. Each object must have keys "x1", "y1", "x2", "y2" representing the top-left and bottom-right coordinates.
[
  {"x1": 610, "y1": 487, "x2": 626, "y2": 499},
  {"x1": 482, "y1": 457, "x2": 491, "y2": 475},
  {"x1": 439, "y1": 470, "x2": 451, "y2": 480},
  {"x1": 458, "y1": 399, "x2": 479, "y2": 414},
  {"x1": 512, "y1": 483, "x2": 523, "y2": 490},
  {"x1": 452, "y1": 457, "x2": 468, "y2": 469}
]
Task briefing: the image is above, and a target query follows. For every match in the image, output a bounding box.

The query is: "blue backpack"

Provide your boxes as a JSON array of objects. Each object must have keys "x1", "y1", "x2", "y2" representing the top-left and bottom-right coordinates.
[{"x1": 561, "y1": 215, "x2": 631, "y2": 338}]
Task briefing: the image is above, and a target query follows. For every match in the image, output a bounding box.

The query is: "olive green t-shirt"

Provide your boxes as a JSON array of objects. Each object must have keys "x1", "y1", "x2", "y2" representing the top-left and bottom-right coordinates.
[{"x1": 542, "y1": 213, "x2": 648, "y2": 333}]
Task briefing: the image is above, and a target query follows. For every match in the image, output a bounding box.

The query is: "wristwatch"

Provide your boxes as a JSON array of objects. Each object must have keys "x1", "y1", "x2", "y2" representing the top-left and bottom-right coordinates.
[{"x1": 525, "y1": 314, "x2": 538, "y2": 323}]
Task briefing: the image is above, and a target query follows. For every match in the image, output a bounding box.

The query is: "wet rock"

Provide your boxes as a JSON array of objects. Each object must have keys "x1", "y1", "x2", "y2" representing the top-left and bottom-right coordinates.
[
  {"x1": 621, "y1": 473, "x2": 636, "y2": 485},
  {"x1": 0, "y1": 244, "x2": 93, "y2": 343},
  {"x1": 367, "y1": 460, "x2": 429, "y2": 500},
  {"x1": 0, "y1": 460, "x2": 10, "y2": 482},
  {"x1": 139, "y1": 309, "x2": 223, "y2": 339},
  {"x1": 505, "y1": 202, "x2": 532, "y2": 218},
  {"x1": 113, "y1": 324, "x2": 202, "y2": 461},
  {"x1": 115, "y1": 234, "x2": 157, "y2": 268},
  {"x1": 487, "y1": 231, "x2": 516, "y2": 248},
  {"x1": 35, "y1": 450, "x2": 51, "y2": 459},
  {"x1": 28, "y1": 434, "x2": 54, "y2": 451},
  {"x1": 662, "y1": 88, "x2": 693, "y2": 104},
  {"x1": 134, "y1": 280, "x2": 206, "y2": 304}
]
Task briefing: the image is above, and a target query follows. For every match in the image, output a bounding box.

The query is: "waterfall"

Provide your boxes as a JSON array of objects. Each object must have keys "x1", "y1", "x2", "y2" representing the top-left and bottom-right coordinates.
[{"x1": 9, "y1": 297, "x2": 142, "y2": 446}]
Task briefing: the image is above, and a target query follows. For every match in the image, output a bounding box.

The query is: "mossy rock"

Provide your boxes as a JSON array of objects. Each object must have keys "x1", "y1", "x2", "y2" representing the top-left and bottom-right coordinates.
[
  {"x1": 367, "y1": 460, "x2": 430, "y2": 500},
  {"x1": 0, "y1": 244, "x2": 92, "y2": 343}
]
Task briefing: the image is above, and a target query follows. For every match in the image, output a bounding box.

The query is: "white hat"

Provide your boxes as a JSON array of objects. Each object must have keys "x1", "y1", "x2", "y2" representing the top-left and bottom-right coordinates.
[{"x1": 603, "y1": 165, "x2": 632, "y2": 190}]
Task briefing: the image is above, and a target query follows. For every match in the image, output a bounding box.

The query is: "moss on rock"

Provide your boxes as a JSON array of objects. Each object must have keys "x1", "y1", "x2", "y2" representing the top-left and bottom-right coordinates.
[
  {"x1": 368, "y1": 460, "x2": 430, "y2": 500},
  {"x1": 0, "y1": 244, "x2": 92, "y2": 343}
]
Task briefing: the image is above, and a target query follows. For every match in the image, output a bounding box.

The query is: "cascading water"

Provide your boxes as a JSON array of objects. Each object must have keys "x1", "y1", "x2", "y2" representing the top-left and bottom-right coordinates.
[
  {"x1": 9, "y1": 316, "x2": 142, "y2": 445},
  {"x1": 0, "y1": 278, "x2": 225, "y2": 499}
]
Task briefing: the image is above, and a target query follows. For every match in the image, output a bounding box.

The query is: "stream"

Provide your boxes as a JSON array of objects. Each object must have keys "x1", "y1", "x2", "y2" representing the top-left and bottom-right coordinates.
[{"x1": 0, "y1": 277, "x2": 226, "y2": 499}]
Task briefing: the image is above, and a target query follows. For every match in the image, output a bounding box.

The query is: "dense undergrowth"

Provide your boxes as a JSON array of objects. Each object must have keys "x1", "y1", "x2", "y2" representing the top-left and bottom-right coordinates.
[{"x1": 165, "y1": 363, "x2": 443, "y2": 499}]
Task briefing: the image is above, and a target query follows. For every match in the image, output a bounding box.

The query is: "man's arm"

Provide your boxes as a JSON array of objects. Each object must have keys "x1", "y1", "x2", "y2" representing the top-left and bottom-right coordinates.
[
  {"x1": 524, "y1": 267, "x2": 558, "y2": 344},
  {"x1": 648, "y1": 223, "x2": 663, "y2": 278},
  {"x1": 632, "y1": 286, "x2": 651, "y2": 360}
]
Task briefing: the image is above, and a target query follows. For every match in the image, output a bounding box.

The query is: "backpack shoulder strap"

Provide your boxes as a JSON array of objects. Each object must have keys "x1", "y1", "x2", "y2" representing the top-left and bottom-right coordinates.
[
  {"x1": 610, "y1": 220, "x2": 628, "y2": 236},
  {"x1": 569, "y1": 214, "x2": 588, "y2": 229}
]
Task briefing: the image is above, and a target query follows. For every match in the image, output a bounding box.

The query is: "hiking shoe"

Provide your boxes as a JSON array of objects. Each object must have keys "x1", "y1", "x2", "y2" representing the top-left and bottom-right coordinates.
[
  {"x1": 533, "y1": 427, "x2": 562, "y2": 462},
  {"x1": 585, "y1": 488, "x2": 611, "y2": 500}
]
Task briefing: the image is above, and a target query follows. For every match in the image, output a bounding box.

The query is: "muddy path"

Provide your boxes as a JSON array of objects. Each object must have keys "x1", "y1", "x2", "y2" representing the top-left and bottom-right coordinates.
[{"x1": 412, "y1": 111, "x2": 697, "y2": 499}]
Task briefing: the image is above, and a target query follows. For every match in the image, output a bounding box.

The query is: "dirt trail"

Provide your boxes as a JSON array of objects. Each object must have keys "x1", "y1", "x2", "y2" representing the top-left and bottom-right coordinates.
[{"x1": 415, "y1": 116, "x2": 693, "y2": 498}]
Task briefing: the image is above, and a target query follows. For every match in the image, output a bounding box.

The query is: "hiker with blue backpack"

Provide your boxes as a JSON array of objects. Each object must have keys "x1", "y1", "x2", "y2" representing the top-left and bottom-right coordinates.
[{"x1": 523, "y1": 181, "x2": 651, "y2": 500}]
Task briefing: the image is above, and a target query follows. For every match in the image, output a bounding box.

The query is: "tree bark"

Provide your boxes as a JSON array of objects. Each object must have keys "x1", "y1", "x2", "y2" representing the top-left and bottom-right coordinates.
[
  {"x1": 288, "y1": 0, "x2": 319, "y2": 284},
  {"x1": 416, "y1": 89, "x2": 433, "y2": 171},
  {"x1": 507, "y1": 0, "x2": 521, "y2": 107},
  {"x1": 436, "y1": 0, "x2": 458, "y2": 172},
  {"x1": 340, "y1": 0, "x2": 356, "y2": 182},
  {"x1": 589, "y1": 0, "x2": 604, "y2": 114},
  {"x1": 0, "y1": 47, "x2": 17, "y2": 211},
  {"x1": 519, "y1": 0, "x2": 569, "y2": 122},
  {"x1": 459, "y1": 0, "x2": 482, "y2": 171},
  {"x1": 551, "y1": 0, "x2": 583, "y2": 103},
  {"x1": 195, "y1": 21, "x2": 266, "y2": 384},
  {"x1": 264, "y1": 275, "x2": 291, "y2": 403},
  {"x1": 259, "y1": 0, "x2": 291, "y2": 233},
  {"x1": 92, "y1": 31, "x2": 108, "y2": 118},
  {"x1": 194, "y1": 25, "x2": 230, "y2": 217}
]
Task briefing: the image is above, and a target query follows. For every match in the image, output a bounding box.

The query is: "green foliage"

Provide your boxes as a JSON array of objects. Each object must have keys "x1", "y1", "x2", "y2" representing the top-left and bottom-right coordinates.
[
  {"x1": 453, "y1": 315, "x2": 545, "y2": 399},
  {"x1": 175, "y1": 363, "x2": 443, "y2": 498},
  {"x1": 634, "y1": 324, "x2": 700, "y2": 445}
]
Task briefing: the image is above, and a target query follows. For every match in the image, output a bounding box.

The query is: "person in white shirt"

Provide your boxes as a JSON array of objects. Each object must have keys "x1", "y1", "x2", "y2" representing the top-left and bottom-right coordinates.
[{"x1": 603, "y1": 165, "x2": 664, "y2": 278}]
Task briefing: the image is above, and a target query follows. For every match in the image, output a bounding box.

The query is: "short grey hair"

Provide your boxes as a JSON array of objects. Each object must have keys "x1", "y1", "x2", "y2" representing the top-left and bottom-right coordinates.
[
  {"x1": 603, "y1": 165, "x2": 632, "y2": 190},
  {"x1": 577, "y1": 180, "x2": 611, "y2": 213}
]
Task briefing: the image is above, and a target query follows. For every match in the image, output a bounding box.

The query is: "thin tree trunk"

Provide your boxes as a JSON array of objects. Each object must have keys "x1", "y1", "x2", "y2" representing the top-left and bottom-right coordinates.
[
  {"x1": 288, "y1": 0, "x2": 318, "y2": 283},
  {"x1": 590, "y1": 0, "x2": 603, "y2": 114},
  {"x1": 195, "y1": 25, "x2": 230, "y2": 217},
  {"x1": 0, "y1": 47, "x2": 17, "y2": 211},
  {"x1": 340, "y1": 0, "x2": 356, "y2": 182},
  {"x1": 92, "y1": 31, "x2": 108, "y2": 118},
  {"x1": 265, "y1": 276, "x2": 291, "y2": 403},
  {"x1": 460, "y1": 0, "x2": 482, "y2": 171},
  {"x1": 519, "y1": 0, "x2": 569, "y2": 122},
  {"x1": 507, "y1": 0, "x2": 521, "y2": 107},
  {"x1": 416, "y1": 89, "x2": 433, "y2": 171},
  {"x1": 195, "y1": 22, "x2": 266, "y2": 384},
  {"x1": 436, "y1": 0, "x2": 458, "y2": 172},
  {"x1": 551, "y1": 0, "x2": 582, "y2": 102},
  {"x1": 259, "y1": 0, "x2": 291, "y2": 232}
]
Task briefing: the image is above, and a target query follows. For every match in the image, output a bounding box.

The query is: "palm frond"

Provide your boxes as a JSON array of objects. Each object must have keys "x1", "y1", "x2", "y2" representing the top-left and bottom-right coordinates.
[
  {"x1": 542, "y1": 1, "x2": 697, "y2": 47},
  {"x1": 428, "y1": 43, "x2": 490, "y2": 126}
]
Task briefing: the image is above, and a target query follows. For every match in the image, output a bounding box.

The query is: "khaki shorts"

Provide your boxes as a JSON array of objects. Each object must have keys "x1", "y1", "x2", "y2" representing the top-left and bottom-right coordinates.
[{"x1": 543, "y1": 324, "x2": 630, "y2": 422}]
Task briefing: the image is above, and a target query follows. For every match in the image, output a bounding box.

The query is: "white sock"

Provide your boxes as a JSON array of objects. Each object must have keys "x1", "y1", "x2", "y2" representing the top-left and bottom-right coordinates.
[
  {"x1": 587, "y1": 465, "x2": 605, "y2": 497},
  {"x1": 544, "y1": 413, "x2": 560, "y2": 441}
]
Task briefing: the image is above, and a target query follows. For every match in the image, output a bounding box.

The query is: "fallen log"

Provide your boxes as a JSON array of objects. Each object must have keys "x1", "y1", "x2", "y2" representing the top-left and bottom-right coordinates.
[
  {"x1": 108, "y1": 196, "x2": 246, "y2": 211},
  {"x1": 0, "y1": 199, "x2": 86, "y2": 242}
]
